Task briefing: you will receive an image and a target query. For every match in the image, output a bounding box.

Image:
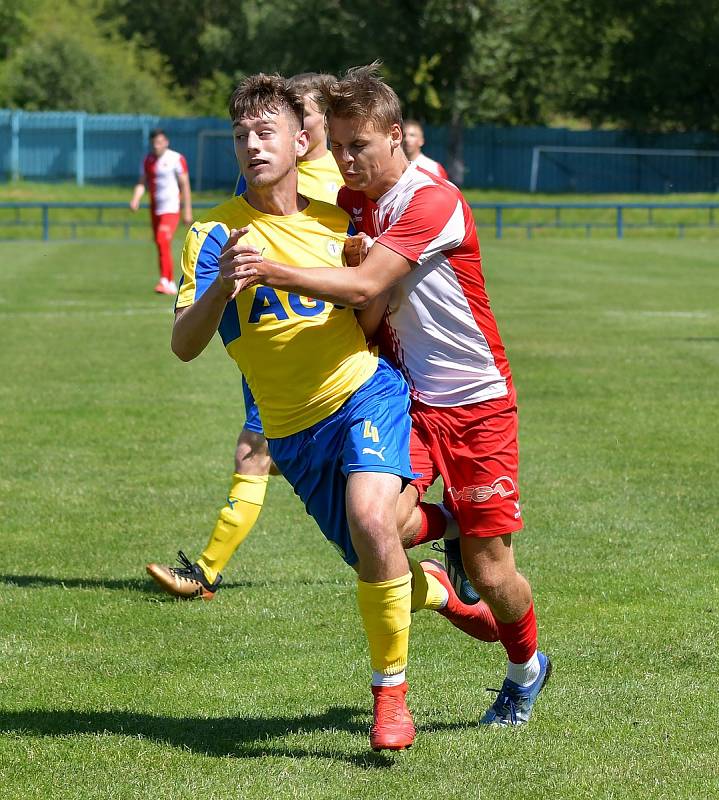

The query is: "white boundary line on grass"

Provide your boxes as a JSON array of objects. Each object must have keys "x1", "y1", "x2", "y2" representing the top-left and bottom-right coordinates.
[
  {"x1": 0, "y1": 306, "x2": 175, "y2": 318},
  {"x1": 605, "y1": 310, "x2": 712, "y2": 319}
]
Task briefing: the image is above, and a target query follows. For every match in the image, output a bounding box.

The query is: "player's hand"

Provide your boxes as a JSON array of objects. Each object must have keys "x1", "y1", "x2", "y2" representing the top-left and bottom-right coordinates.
[
  {"x1": 129, "y1": 200, "x2": 139, "y2": 212},
  {"x1": 182, "y1": 210, "x2": 193, "y2": 226},
  {"x1": 218, "y1": 227, "x2": 262, "y2": 300},
  {"x1": 343, "y1": 233, "x2": 373, "y2": 267}
]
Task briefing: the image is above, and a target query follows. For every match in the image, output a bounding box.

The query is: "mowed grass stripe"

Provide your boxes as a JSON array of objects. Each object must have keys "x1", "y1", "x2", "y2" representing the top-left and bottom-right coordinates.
[{"x1": 1, "y1": 238, "x2": 717, "y2": 799}]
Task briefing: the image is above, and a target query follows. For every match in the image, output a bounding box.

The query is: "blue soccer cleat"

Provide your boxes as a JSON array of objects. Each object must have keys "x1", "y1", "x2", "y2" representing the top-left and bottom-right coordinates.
[
  {"x1": 433, "y1": 538, "x2": 481, "y2": 605},
  {"x1": 480, "y1": 651, "x2": 552, "y2": 726}
]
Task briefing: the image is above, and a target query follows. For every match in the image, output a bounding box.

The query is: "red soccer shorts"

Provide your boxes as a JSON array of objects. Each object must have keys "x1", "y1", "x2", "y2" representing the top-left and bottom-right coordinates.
[{"x1": 409, "y1": 395, "x2": 523, "y2": 538}]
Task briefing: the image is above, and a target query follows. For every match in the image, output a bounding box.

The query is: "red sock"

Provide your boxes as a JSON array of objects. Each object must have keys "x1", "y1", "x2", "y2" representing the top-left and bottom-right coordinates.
[
  {"x1": 495, "y1": 602, "x2": 537, "y2": 664},
  {"x1": 407, "y1": 502, "x2": 448, "y2": 547},
  {"x1": 157, "y1": 234, "x2": 174, "y2": 281}
]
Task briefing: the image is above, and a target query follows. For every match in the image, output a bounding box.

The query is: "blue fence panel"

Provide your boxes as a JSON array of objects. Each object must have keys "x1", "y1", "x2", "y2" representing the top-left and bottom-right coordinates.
[
  {"x1": 17, "y1": 111, "x2": 77, "y2": 180},
  {"x1": 84, "y1": 115, "x2": 155, "y2": 183},
  {"x1": 1, "y1": 109, "x2": 718, "y2": 192}
]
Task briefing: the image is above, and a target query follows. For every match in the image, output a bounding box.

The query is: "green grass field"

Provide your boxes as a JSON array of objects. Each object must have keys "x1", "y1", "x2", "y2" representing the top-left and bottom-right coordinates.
[{"x1": 1, "y1": 233, "x2": 717, "y2": 799}]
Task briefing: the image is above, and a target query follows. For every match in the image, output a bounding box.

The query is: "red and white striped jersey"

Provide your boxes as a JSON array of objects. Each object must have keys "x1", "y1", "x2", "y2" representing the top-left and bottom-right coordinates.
[
  {"x1": 142, "y1": 149, "x2": 188, "y2": 215},
  {"x1": 412, "y1": 152, "x2": 449, "y2": 180},
  {"x1": 338, "y1": 163, "x2": 513, "y2": 408}
]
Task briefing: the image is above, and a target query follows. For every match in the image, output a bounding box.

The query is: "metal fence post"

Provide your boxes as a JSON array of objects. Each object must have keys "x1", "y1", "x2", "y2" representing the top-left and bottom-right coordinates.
[
  {"x1": 42, "y1": 205, "x2": 49, "y2": 241},
  {"x1": 10, "y1": 111, "x2": 21, "y2": 181},
  {"x1": 76, "y1": 112, "x2": 86, "y2": 186},
  {"x1": 616, "y1": 206, "x2": 624, "y2": 239},
  {"x1": 495, "y1": 206, "x2": 503, "y2": 239}
]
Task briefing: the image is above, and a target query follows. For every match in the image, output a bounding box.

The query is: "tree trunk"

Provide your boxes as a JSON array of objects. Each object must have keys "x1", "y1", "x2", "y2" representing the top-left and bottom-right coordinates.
[{"x1": 447, "y1": 108, "x2": 465, "y2": 186}]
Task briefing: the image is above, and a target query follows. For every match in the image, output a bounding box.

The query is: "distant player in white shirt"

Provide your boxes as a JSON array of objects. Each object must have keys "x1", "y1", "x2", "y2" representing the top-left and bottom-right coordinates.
[
  {"x1": 129, "y1": 129, "x2": 193, "y2": 295},
  {"x1": 402, "y1": 119, "x2": 449, "y2": 179}
]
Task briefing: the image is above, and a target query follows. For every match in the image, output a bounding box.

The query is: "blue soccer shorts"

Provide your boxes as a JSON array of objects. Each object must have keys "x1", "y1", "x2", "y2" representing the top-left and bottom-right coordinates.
[{"x1": 266, "y1": 358, "x2": 416, "y2": 566}]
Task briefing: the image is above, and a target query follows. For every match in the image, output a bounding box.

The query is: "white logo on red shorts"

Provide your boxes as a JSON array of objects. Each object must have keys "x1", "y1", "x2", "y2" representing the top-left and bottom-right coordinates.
[{"x1": 448, "y1": 476, "x2": 517, "y2": 504}]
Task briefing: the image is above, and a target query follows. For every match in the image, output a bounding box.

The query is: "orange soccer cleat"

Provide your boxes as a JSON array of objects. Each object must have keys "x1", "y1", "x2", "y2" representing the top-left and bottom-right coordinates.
[
  {"x1": 370, "y1": 682, "x2": 416, "y2": 752},
  {"x1": 420, "y1": 559, "x2": 499, "y2": 642}
]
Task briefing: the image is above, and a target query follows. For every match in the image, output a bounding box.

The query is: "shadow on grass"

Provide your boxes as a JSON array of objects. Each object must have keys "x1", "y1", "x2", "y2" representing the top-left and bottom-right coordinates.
[
  {"x1": 0, "y1": 706, "x2": 403, "y2": 768},
  {"x1": 0, "y1": 574, "x2": 344, "y2": 596}
]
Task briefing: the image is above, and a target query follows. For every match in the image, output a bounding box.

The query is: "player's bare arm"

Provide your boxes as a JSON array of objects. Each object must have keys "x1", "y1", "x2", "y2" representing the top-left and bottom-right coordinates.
[
  {"x1": 229, "y1": 240, "x2": 412, "y2": 310},
  {"x1": 129, "y1": 177, "x2": 145, "y2": 212},
  {"x1": 355, "y1": 291, "x2": 391, "y2": 340},
  {"x1": 171, "y1": 227, "x2": 261, "y2": 361},
  {"x1": 341, "y1": 234, "x2": 389, "y2": 337},
  {"x1": 178, "y1": 172, "x2": 193, "y2": 226}
]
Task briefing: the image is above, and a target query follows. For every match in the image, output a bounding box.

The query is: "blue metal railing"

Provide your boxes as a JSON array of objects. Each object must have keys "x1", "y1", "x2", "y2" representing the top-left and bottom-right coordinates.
[
  {"x1": 469, "y1": 202, "x2": 719, "y2": 239},
  {"x1": 0, "y1": 201, "x2": 216, "y2": 241},
  {"x1": 1, "y1": 201, "x2": 718, "y2": 241}
]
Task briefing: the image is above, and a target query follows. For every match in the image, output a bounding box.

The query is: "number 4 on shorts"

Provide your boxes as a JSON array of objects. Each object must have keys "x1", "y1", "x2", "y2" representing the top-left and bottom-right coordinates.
[{"x1": 363, "y1": 420, "x2": 380, "y2": 443}]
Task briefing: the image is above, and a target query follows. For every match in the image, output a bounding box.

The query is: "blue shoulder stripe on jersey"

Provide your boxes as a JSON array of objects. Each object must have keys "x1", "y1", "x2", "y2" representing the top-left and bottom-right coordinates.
[
  {"x1": 194, "y1": 223, "x2": 228, "y2": 301},
  {"x1": 235, "y1": 174, "x2": 247, "y2": 196},
  {"x1": 193, "y1": 223, "x2": 241, "y2": 345},
  {"x1": 347, "y1": 221, "x2": 356, "y2": 236}
]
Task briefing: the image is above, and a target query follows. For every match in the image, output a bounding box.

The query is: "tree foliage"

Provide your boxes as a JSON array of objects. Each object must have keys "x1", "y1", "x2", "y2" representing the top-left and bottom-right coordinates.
[
  {"x1": 0, "y1": 0, "x2": 186, "y2": 114},
  {"x1": 1, "y1": 0, "x2": 717, "y2": 132}
]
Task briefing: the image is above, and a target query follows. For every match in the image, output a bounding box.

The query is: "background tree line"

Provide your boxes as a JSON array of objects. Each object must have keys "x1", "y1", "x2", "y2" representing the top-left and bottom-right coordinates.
[{"x1": 1, "y1": 0, "x2": 717, "y2": 131}]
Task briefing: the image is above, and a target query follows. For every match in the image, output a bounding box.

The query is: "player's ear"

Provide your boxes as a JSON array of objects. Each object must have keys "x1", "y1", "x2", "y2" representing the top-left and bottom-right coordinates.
[
  {"x1": 389, "y1": 123, "x2": 403, "y2": 153},
  {"x1": 295, "y1": 128, "x2": 310, "y2": 160}
]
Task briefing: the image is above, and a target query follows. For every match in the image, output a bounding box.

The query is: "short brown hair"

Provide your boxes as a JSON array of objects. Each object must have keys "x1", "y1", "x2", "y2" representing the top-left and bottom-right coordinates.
[
  {"x1": 287, "y1": 72, "x2": 335, "y2": 109},
  {"x1": 320, "y1": 62, "x2": 402, "y2": 134},
  {"x1": 228, "y1": 73, "x2": 304, "y2": 129}
]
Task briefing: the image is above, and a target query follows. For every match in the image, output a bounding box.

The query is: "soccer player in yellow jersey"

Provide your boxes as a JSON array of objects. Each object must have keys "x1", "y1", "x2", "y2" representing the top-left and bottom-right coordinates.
[
  {"x1": 147, "y1": 73, "x2": 344, "y2": 600},
  {"x1": 166, "y1": 73, "x2": 422, "y2": 751}
]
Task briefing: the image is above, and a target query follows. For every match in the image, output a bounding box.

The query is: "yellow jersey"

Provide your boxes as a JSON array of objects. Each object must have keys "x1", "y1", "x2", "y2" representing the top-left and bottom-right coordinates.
[
  {"x1": 176, "y1": 195, "x2": 377, "y2": 438},
  {"x1": 297, "y1": 152, "x2": 343, "y2": 204}
]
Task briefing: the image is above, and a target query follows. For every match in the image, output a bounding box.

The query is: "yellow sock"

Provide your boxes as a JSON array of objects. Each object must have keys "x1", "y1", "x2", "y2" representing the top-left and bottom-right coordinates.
[
  {"x1": 356, "y1": 572, "x2": 412, "y2": 676},
  {"x1": 408, "y1": 558, "x2": 447, "y2": 612},
  {"x1": 196, "y1": 473, "x2": 268, "y2": 583}
]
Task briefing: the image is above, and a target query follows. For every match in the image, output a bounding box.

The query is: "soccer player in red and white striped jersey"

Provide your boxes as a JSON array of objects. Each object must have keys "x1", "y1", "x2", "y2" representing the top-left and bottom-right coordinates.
[
  {"x1": 229, "y1": 65, "x2": 551, "y2": 729},
  {"x1": 130, "y1": 129, "x2": 192, "y2": 295}
]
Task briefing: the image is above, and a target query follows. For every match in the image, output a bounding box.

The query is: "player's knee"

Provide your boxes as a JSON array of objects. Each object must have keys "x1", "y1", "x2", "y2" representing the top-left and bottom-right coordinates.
[
  {"x1": 395, "y1": 486, "x2": 419, "y2": 546},
  {"x1": 398, "y1": 510, "x2": 419, "y2": 548},
  {"x1": 235, "y1": 430, "x2": 272, "y2": 475},
  {"x1": 348, "y1": 504, "x2": 396, "y2": 548},
  {"x1": 467, "y1": 561, "x2": 517, "y2": 597}
]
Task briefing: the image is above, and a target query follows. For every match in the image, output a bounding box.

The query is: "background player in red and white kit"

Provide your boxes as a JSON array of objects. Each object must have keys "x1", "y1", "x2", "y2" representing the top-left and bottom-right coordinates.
[
  {"x1": 225, "y1": 64, "x2": 551, "y2": 727},
  {"x1": 402, "y1": 118, "x2": 449, "y2": 179},
  {"x1": 130, "y1": 129, "x2": 193, "y2": 295}
]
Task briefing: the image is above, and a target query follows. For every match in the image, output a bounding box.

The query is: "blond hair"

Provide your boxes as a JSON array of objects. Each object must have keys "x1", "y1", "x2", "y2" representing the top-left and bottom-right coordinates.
[{"x1": 320, "y1": 62, "x2": 402, "y2": 133}]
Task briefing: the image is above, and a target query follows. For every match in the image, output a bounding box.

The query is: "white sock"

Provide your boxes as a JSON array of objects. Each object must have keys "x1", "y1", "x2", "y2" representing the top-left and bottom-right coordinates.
[
  {"x1": 439, "y1": 503, "x2": 460, "y2": 541},
  {"x1": 371, "y1": 670, "x2": 406, "y2": 687},
  {"x1": 506, "y1": 651, "x2": 540, "y2": 687}
]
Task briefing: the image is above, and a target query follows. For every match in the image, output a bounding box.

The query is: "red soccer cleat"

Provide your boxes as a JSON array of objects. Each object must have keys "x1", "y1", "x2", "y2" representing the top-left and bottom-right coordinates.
[
  {"x1": 420, "y1": 559, "x2": 499, "y2": 642},
  {"x1": 370, "y1": 682, "x2": 416, "y2": 751}
]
